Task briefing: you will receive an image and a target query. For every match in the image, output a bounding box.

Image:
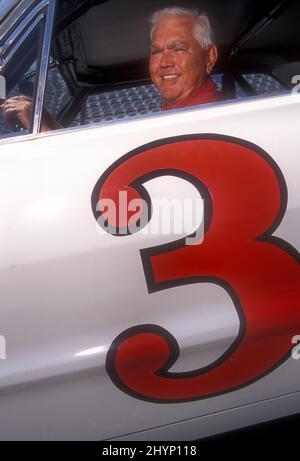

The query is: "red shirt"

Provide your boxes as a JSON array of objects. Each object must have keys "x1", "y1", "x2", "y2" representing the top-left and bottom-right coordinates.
[{"x1": 161, "y1": 78, "x2": 223, "y2": 111}]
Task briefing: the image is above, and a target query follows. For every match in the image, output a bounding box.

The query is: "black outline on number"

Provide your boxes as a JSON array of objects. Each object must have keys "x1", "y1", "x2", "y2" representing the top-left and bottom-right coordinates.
[
  {"x1": 106, "y1": 324, "x2": 293, "y2": 404},
  {"x1": 91, "y1": 134, "x2": 300, "y2": 403}
]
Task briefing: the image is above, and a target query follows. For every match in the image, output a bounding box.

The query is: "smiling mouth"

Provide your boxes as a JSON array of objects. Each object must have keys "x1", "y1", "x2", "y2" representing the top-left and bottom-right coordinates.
[{"x1": 161, "y1": 74, "x2": 180, "y2": 81}]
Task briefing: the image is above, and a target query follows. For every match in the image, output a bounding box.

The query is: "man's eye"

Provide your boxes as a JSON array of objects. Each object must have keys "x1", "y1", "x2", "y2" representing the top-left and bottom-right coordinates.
[
  {"x1": 175, "y1": 48, "x2": 186, "y2": 53},
  {"x1": 151, "y1": 49, "x2": 162, "y2": 55}
]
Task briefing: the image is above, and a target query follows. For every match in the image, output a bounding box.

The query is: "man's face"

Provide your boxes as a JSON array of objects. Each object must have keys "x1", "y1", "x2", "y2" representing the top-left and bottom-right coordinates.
[{"x1": 149, "y1": 17, "x2": 209, "y2": 104}]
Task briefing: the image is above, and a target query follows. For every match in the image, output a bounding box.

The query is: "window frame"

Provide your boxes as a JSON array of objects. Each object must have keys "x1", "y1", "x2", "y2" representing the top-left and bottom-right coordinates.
[
  {"x1": 32, "y1": 0, "x2": 56, "y2": 134},
  {"x1": 0, "y1": 0, "x2": 56, "y2": 142}
]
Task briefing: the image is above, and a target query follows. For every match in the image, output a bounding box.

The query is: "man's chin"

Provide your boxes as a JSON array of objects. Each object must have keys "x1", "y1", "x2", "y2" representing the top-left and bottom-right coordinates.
[{"x1": 160, "y1": 91, "x2": 181, "y2": 105}]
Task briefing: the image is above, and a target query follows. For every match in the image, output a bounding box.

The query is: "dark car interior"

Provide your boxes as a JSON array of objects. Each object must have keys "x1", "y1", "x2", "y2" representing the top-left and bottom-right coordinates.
[
  {"x1": 50, "y1": 0, "x2": 300, "y2": 127},
  {"x1": 0, "y1": 0, "x2": 300, "y2": 133}
]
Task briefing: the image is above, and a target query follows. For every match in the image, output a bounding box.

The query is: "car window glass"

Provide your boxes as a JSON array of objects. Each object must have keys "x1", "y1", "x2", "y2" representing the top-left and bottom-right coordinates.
[
  {"x1": 43, "y1": 56, "x2": 71, "y2": 120},
  {"x1": 0, "y1": 20, "x2": 44, "y2": 139}
]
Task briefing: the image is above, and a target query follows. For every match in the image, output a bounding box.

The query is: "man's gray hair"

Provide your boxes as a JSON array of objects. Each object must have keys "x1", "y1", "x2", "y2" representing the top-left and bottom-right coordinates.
[{"x1": 150, "y1": 7, "x2": 214, "y2": 50}]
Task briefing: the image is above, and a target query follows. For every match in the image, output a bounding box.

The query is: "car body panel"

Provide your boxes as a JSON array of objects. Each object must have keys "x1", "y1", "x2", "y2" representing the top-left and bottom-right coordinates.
[{"x1": 0, "y1": 92, "x2": 299, "y2": 439}]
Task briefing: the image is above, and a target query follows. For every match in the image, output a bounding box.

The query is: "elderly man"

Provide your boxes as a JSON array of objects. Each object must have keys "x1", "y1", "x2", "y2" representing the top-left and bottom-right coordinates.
[
  {"x1": 1, "y1": 7, "x2": 222, "y2": 131},
  {"x1": 150, "y1": 7, "x2": 222, "y2": 110}
]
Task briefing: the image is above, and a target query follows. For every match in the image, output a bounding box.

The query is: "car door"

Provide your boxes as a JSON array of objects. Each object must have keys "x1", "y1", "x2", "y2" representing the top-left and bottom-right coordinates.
[{"x1": 0, "y1": 0, "x2": 299, "y2": 441}]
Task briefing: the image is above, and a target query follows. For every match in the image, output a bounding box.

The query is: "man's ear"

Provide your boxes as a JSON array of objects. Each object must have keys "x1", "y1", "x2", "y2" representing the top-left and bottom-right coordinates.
[{"x1": 206, "y1": 45, "x2": 218, "y2": 74}]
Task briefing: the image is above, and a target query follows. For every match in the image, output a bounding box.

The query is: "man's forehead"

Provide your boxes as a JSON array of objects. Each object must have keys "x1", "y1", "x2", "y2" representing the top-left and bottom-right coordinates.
[
  {"x1": 151, "y1": 18, "x2": 196, "y2": 47},
  {"x1": 151, "y1": 17, "x2": 194, "y2": 38}
]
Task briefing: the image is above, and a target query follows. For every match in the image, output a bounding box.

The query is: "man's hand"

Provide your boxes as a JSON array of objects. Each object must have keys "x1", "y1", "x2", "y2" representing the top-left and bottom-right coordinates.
[
  {"x1": 1, "y1": 95, "x2": 32, "y2": 129},
  {"x1": 1, "y1": 95, "x2": 62, "y2": 132}
]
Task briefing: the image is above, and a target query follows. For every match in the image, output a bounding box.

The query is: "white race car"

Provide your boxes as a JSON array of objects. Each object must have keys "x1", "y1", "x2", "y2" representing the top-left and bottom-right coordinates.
[{"x1": 0, "y1": 0, "x2": 299, "y2": 441}]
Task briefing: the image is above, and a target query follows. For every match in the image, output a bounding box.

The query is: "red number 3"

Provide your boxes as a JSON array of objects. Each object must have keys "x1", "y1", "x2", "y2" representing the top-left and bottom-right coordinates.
[{"x1": 92, "y1": 135, "x2": 300, "y2": 402}]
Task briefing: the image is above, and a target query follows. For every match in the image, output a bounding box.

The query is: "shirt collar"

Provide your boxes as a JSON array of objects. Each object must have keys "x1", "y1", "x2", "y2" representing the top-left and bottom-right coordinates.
[{"x1": 161, "y1": 78, "x2": 223, "y2": 111}]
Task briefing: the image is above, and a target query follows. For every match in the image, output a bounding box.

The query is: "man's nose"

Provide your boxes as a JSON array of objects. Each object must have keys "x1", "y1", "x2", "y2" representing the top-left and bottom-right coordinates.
[{"x1": 160, "y1": 49, "x2": 175, "y2": 67}]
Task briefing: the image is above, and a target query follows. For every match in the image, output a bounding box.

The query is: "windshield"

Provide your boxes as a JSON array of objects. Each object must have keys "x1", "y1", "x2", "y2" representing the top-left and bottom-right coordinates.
[
  {"x1": 0, "y1": 14, "x2": 45, "y2": 139},
  {"x1": 0, "y1": 0, "x2": 19, "y2": 23}
]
